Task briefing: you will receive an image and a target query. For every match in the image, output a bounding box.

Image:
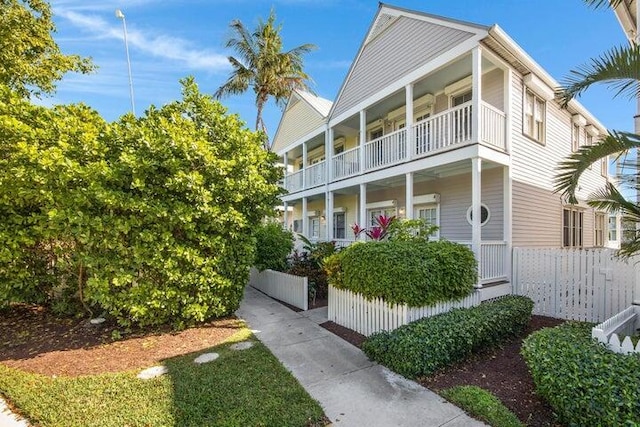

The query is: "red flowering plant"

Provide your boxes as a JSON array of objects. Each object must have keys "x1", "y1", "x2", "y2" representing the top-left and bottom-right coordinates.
[{"x1": 351, "y1": 214, "x2": 396, "y2": 241}]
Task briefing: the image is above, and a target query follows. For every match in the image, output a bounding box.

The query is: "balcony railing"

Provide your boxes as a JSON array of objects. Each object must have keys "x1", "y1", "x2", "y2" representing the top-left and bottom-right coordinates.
[
  {"x1": 283, "y1": 101, "x2": 506, "y2": 194},
  {"x1": 364, "y1": 128, "x2": 407, "y2": 171},
  {"x1": 332, "y1": 146, "x2": 360, "y2": 180},
  {"x1": 284, "y1": 169, "x2": 303, "y2": 193},
  {"x1": 305, "y1": 161, "x2": 326, "y2": 188}
]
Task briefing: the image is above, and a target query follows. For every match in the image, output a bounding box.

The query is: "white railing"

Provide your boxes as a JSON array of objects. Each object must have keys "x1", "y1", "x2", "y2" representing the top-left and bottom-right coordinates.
[
  {"x1": 412, "y1": 101, "x2": 472, "y2": 158},
  {"x1": 364, "y1": 128, "x2": 407, "y2": 171},
  {"x1": 284, "y1": 169, "x2": 304, "y2": 193},
  {"x1": 332, "y1": 146, "x2": 360, "y2": 180},
  {"x1": 249, "y1": 268, "x2": 308, "y2": 311},
  {"x1": 305, "y1": 161, "x2": 326, "y2": 188},
  {"x1": 455, "y1": 240, "x2": 508, "y2": 284},
  {"x1": 480, "y1": 102, "x2": 506, "y2": 151},
  {"x1": 328, "y1": 285, "x2": 481, "y2": 336},
  {"x1": 513, "y1": 248, "x2": 638, "y2": 322},
  {"x1": 592, "y1": 306, "x2": 640, "y2": 355},
  {"x1": 333, "y1": 238, "x2": 356, "y2": 248}
]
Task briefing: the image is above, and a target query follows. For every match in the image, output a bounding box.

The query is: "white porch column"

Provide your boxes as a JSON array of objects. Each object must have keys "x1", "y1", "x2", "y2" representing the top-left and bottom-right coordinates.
[
  {"x1": 283, "y1": 152, "x2": 288, "y2": 188},
  {"x1": 503, "y1": 165, "x2": 512, "y2": 283},
  {"x1": 359, "y1": 183, "x2": 367, "y2": 240},
  {"x1": 302, "y1": 142, "x2": 308, "y2": 189},
  {"x1": 472, "y1": 157, "x2": 482, "y2": 288},
  {"x1": 283, "y1": 201, "x2": 289, "y2": 231},
  {"x1": 405, "y1": 83, "x2": 414, "y2": 160},
  {"x1": 405, "y1": 172, "x2": 414, "y2": 220},
  {"x1": 325, "y1": 126, "x2": 333, "y2": 183},
  {"x1": 302, "y1": 197, "x2": 308, "y2": 237},
  {"x1": 472, "y1": 46, "x2": 483, "y2": 143},
  {"x1": 326, "y1": 191, "x2": 334, "y2": 241},
  {"x1": 359, "y1": 110, "x2": 366, "y2": 172}
]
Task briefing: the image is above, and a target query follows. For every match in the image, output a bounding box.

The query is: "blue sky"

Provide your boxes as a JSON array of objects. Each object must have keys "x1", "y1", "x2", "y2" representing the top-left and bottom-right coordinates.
[{"x1": 47, "y1": 0, "x2": 632, "y2": 140}]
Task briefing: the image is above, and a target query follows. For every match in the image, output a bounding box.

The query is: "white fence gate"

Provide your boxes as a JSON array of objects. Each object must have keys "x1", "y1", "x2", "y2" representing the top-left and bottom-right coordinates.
[
  {"x1": 249, "y1": 268, "x2": 308, "y2": 311},
  {"x1": 513, "y1": 247, "x2": 639, "y2": 323}
]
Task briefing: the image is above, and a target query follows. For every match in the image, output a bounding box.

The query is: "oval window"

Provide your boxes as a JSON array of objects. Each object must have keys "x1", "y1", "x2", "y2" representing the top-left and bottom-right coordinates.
[{"x1": 466, "y1": 204, "x2": 490, "y2": 226}]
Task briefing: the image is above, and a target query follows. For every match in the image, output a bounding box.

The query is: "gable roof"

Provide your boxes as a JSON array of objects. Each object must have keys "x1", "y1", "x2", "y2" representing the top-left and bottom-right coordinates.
[
  {"x1": 329, "y1": 3, "x2": 489, "y2": 120},
  {"x1": 271, "y1": 90, "x2": 332, "y2": 153}
]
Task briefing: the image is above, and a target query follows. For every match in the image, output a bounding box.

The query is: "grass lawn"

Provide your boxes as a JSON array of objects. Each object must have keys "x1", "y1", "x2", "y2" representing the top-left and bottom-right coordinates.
[{"x1": 0, "y1": 327, "x2": 326, "y2": 427}]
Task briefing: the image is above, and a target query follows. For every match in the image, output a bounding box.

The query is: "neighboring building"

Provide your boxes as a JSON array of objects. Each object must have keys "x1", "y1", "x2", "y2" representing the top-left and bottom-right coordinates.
[{"x1": 272, "y1": 4, "x2": 617, "y2": 299}]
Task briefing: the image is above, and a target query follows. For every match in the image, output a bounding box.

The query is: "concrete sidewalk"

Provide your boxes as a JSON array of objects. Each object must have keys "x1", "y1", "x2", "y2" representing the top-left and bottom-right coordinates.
[{"x1": 237, "y1": 287, "x2": 485, "y2": 427}]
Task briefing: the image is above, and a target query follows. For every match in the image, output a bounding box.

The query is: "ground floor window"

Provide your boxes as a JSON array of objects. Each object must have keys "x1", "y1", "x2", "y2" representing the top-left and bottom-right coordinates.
[
  {"x1": 333, "y1": 212, "x2": 346, "y2": 239},
  {"x1": 609, "y1": 214, "x2": 617, "y2": 242},
  {"x1": 309, "y1": 217, "x2": 320, "y2": 239},
  {"x1": 368, "y1": 208, "x2": 396, "y2": 228},
  {"x1": 563, "y1": 207, "x2": 584, "y2": 248},
  {"x1": 415, "y1": 204, "x2": 439, "y2": 239},
  {"x1": 594, "y1": 212, "x2": 606, "y2": 247}
]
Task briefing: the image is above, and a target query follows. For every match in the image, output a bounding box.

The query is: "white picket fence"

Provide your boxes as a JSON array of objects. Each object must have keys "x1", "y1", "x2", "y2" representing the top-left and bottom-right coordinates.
[
  {"x1": 328, "y1": 285, "x2": 481, "y2": 336},
  {"x1": 592, "y1": 305, "x2": 640, "y2": 354},
  {"x1": 249, "y1": 268, "x2": 308, "y2": 311},
  {"x1": 513, "y1": 247, "x2": 638, "y2": 323}
]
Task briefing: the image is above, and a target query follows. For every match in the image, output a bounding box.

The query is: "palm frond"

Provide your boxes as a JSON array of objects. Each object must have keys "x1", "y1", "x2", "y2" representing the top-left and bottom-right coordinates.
[
  {"x1": 557, "y1": 45, "x2": 640, "y2": 107},
  {"x1": 214, "y1": 57, "x2": 253, "y2": 99},
  {"x1": 555, "y1": 131, "x2": 640, "y2": 204},
  {"x1": 583, "y1": 0, "x2": 624, "y2": 9}
]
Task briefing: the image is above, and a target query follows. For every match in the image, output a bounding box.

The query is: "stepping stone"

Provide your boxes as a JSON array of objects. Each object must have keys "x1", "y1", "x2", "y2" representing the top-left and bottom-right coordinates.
[
  {"x1": 137, "y1": 365, "x2": 168, "y2": 379},
  {"x1": 230, "y1": 341, "x2": 254, "y2": 351},
  {"x1": 194, "y1": 352, "x2": 219, "y2": 364},
  {"x1": 89, "y1": 317, "x2": 106, "y2": 325}
]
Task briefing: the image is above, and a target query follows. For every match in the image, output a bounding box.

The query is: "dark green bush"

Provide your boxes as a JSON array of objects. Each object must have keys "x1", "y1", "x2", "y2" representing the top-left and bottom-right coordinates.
[
  {"x1": 521, "y1": 322, "x2": 640, "y2": 426},
  {"x1": 254, "y1": 223, "x2": 293, "y2": 272},
  {"x1": 362, "y1": 296, "x2": 534, "y2": 378},
  {"x1": 287, "y1": 238, "x2": 338, "y2": 300},
  {"x1": 324, "y1": 240, "x2": 476, "y2": 306}
]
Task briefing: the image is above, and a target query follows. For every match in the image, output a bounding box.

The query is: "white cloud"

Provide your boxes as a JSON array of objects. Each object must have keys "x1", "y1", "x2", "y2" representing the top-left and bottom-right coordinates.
[{"x1": 55, "y1": 9, "x2": 230, "y2": 71}]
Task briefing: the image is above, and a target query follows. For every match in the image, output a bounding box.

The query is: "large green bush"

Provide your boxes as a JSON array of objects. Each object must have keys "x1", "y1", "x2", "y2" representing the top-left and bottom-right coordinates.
[
  {"x1": 254, "y1": 223, "x2": 293, "y2": 272},
  {"x1": 0, "y1": 78, "x2": 282, "y2": 327},
  {"x1": 521, "y1": 322, "x2": 640, "y2": 425},
  {"x1": 362, "y1": 296, "x2": 534, "y2": 378},
  {"x1": 324, "y1": 240, "x2": 476, "y2": 306}
]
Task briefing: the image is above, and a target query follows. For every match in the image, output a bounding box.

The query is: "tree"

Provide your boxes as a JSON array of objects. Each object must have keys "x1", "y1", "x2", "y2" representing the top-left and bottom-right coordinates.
[
  {"x1": 0, "y1": 0, "x2": 94, "y2": 98},
  {"x1": 215, "y1": 9, "x2": 315, "y2": 141},
  {"x1": 555, "y1": 0, "x2": 640, "y2": 257},
  {"x1": 0, "y1": 78, "x2": 283, "y2": 327}
]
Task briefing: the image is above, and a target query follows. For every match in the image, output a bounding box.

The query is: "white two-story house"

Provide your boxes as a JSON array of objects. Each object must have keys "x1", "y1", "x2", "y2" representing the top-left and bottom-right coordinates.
[{"x1": 272, "y1": 4, "x2": 617, "y2": 300}]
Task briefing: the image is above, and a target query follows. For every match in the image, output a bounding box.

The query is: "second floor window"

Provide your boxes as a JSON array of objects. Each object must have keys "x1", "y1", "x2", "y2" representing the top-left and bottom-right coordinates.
[
  {"x1": 572, "y1": 124, "x2": 581, "y2": 152},
  {"x1": 523, "y1": 89, "x2": 545, "y2": 144}
]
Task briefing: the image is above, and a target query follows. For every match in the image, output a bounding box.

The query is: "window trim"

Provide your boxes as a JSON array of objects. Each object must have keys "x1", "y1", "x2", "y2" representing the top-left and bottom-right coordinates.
[
  {"x1": 414, "y1": 203, "x2": 440, "y2": 239},
  {"x1": 562, "y1": 206, "x2": 584, "y2": 248},
  {"x1": 466, "y1": 203, "x2": 491, "y2": 227},
  {"x1": 522, "y1": 88, "x2": 546, "y2": 145}
]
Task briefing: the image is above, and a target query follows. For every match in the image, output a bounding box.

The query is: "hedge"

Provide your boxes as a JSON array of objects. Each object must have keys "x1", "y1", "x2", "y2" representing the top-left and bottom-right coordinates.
[
  {"x1": 254, "y1": 223, "x2": 293, "y2": 272},
  {"x1": 362, "y1": 296, "x2": 534, "y2": 378},
  {"x1": 324, "y1": 240, "x2": 477, "y2": 307},
  {"x1": 521, "y1": 322, "x2": 640, "y2": 426}
]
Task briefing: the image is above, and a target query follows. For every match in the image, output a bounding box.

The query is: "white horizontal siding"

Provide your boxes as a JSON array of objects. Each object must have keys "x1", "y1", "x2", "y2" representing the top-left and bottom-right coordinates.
[
  {"x1": 272, "y1": 100, "x2": 325, "y2": 153},
  {"x1": 333, "y1": 16, "x2": 474, "y2": 118},
  {"x1": 510, "y1": 73, "x2": 609, "y2": 247}
]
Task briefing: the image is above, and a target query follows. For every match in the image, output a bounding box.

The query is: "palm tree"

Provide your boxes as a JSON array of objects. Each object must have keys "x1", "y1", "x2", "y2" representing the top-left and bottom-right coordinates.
[
  {"x1": 215, "y1": 10, "x2": 316, "y2": 143},
  {"x1": 555, "y1": 0, "x2": 640, "y2": 256}
]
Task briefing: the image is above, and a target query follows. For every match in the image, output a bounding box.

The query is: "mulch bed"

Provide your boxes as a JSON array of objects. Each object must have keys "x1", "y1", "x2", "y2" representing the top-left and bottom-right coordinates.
[
  {"x1": 321, "y1": 314, "x2": 565, "y2": 427},
  {"x1": 0, "y1": 304, "x2": 243, "y2": 377}
]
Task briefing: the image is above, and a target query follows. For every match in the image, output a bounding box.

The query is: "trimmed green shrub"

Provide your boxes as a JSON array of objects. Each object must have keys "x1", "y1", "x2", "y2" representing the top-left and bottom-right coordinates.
[
  {"x1": 254, "y1": 223, "x2": 293, "y2": 272},
  {"x1": 324, "y1": 240, "x2": 476, "y2": 307},
  {"x1": 440, "y1": 386, "x2": 523, "y2": 427},
  {"x1": 0, "y1": 78, "x2": 282, "y2": 327},
  {"x1": 521, "y1": 322, "x2": 640, "y2": 426},
  {"x1": 362, "y1": 296, "x2": 534, "y2": 378}
]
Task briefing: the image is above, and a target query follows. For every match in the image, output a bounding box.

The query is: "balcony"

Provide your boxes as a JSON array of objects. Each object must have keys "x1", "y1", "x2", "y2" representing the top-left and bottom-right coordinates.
[{"x1": 284, "y1": 101, "x2": 506, "y2": 193}]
